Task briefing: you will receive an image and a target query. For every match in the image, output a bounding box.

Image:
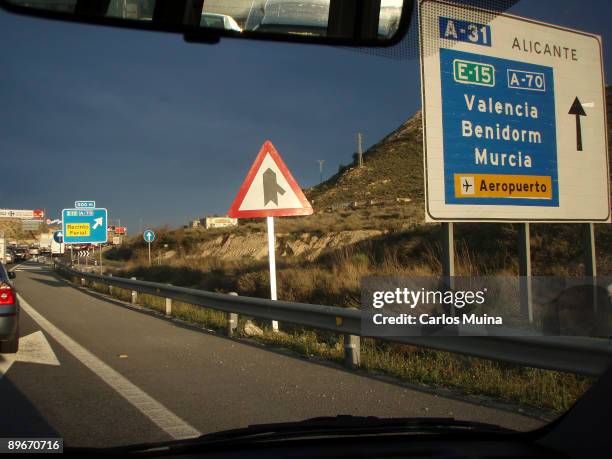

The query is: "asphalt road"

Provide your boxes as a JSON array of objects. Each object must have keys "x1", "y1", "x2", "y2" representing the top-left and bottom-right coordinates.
[{"x1": 0, "y1": 261, "x2": 545, "y2": 448}]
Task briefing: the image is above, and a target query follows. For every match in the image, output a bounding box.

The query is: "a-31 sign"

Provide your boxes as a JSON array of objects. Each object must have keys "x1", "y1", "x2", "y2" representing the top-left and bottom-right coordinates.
[{"x1": 419, "y1": 0, "x2": 610, "y2": 222}]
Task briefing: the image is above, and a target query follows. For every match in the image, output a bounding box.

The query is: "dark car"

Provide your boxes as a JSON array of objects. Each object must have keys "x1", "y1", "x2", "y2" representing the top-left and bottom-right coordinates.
[
  {"x1": 12, "y1": 247, "x2": 27, "y2": 262},
  {"x1": 0, "y1": 263, "x2": 19, "y2": 353}
]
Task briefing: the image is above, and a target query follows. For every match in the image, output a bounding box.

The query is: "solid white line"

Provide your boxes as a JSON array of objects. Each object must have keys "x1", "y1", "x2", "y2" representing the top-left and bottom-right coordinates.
[{"x1": 17, "y1": 294, "x2": 202, "y2": 440}]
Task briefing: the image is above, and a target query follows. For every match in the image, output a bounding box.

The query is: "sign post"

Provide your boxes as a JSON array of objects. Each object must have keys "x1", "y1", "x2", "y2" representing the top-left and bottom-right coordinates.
[
  {"x1": 143, "y1": 230, "x2": 155, "y2": 266},
  {"x1": 266, "y1": 216, "x2": 278, "y2": 329},
  {"x1": 419, "y1": 0, "x2": 610, "y2": 321},
  {"x1": 62, "y1": 201, "x2": 107, "y2": 270},
  {"x1": 228, "y1": 140, "x2": 313, "y2": 332}
]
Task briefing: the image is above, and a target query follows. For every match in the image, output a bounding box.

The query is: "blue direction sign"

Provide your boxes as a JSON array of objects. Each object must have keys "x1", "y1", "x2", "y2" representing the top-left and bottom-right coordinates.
[
  {"x1": 143, "y1": 229, "x2": 155, "y2": 243},
  {"x1": 53, "y1": 231, "x2": 63, "y2": 244},
  {"x1": 62, "y1": 208, "x2": 108, "y2": 244},
  {"x1": 440, "y1": 48, "x2": 558, "y2": 207}
]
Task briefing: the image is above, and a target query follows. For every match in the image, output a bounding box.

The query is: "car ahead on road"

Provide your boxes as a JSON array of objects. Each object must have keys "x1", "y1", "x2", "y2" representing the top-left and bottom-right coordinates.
[
  {"x1": 0, "y1": 263, "x2": 18, "y2": 353},
  {"x1": 12, "y1": 247, "x2": 28, "y2": 262},
  {"x1": 3, "y1": 251, "x2": 13, "y2": 264}
]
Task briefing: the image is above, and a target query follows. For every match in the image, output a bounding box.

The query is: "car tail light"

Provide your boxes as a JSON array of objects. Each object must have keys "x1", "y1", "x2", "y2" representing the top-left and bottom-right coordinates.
[{"x1": 0, "y1": 283, "x2": 14, "y2": 305}]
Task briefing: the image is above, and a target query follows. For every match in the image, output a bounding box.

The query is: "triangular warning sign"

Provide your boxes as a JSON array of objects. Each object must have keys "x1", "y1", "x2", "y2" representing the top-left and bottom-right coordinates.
[{"x1": 228, "y1": 141, "x2": 313, "y2": 218}]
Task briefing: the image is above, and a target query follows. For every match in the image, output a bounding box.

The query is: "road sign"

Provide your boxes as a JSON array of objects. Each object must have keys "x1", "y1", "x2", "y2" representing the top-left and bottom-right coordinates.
[
  {"x1": 227, "y1": 140, "x2": 313, "y2": 218},
  {"x1": 228, "y1": 141, "x2": 313, "y2": 332},
  {"x1": 143, "y1": 230, "x2": 155, "y2": 243},
  {"x1": 77, "y1": 250, "x2": 90, "y2": 258},
  {"x1": 53, "y1": 231, "x2": 63, "y2": 244},
  {"x1": 0, "y1": 209, "x2": 43, "y2": 220},
  {"x1": 22, "y1": 220, "x2": 41, "y2": 231},
  {"x1": 62, "y1": 208, "x2": 108, "y2": 244},
  {"x1": 419, "y1": 0, "x2": 610, "y2": 222},
  {"x1": 75, "y1": 201, "x2": 95, "y2": 209}
]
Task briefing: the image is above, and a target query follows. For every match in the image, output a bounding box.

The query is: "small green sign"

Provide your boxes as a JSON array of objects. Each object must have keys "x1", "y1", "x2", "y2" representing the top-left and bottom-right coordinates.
[{"x1": 453, "y1": 59, "x2": 495, "y2": 87}]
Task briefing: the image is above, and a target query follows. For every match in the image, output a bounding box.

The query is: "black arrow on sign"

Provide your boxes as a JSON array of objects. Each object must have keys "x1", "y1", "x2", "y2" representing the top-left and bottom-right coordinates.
[
  {"x1": 568, "y1": 96, "x2": 587, "y2": 152},
  {"x1": 263, "y1": 168, "x2": 286, "y2": 206}
]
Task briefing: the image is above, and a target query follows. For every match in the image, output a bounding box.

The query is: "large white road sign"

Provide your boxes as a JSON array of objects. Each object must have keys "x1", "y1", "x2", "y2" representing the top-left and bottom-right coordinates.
[{"x1": 419, "y1": 0, "x2": 610, "y2": 222}]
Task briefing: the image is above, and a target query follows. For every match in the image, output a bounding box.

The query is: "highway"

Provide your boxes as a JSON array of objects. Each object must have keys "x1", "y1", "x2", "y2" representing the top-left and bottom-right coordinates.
[{"x1": 1, "y1": 261, "x2": 545, "y2": 448}]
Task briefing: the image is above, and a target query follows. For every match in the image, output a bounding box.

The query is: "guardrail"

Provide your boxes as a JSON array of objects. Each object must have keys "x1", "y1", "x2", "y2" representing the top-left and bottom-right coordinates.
[{"x1": 54, "y1": 262, "x2": 612, "y2": 377}]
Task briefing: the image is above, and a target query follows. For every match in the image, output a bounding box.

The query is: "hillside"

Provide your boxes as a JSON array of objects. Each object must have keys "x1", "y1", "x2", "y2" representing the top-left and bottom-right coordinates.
[
  {"x1": 0, "y1": 219, "x2": 44, "y2": 242},
  {"x1": 306, "y1": 112, "x2": 424, "y2": 210}
]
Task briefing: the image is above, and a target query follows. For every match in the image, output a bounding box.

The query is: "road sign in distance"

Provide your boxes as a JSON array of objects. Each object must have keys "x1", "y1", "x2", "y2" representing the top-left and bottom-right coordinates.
[
  {"x1": 143, "y1": 230, "x2": 155, "y2": 243},
  {"x1": 53, "y1": 231, "x2": 63, "y2": 244},
  {"x1": 62, "y1": 208, "x2": 108, "y2": 244}
]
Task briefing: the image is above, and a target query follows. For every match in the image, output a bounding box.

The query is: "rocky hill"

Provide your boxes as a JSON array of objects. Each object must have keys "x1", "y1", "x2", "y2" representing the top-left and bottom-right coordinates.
[{"x1": 306, "y1": 112, "x2": 424, "y2": 210}]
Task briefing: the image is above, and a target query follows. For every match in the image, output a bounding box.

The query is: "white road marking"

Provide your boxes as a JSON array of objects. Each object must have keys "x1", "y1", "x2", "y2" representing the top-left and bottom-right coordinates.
[
  {"x1": 17, "y1": 294, "x2": 202, "y2": 440},
  {"x1": 13, "y1": 266, "x2": 48, "y2": 271},
  {"x1": 8, "y1": 262, "x2": 28, "y2": 272},
  {"x1": 0, "y1": 331, "x2": 61, "y2": 378}
]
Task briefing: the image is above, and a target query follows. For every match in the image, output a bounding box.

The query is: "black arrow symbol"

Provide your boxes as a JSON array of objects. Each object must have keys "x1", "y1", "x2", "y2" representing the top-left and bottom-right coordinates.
[
  {"x1": 568, "y1": 96, "x2": 587, "y2": 151},
  {"x1": 263, "y1": 168, "x2": 286, "y2": 206}
]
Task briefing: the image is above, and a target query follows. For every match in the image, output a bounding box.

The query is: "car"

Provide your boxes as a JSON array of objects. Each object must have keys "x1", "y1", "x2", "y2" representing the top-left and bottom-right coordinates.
[
  {"x1": 200, "y1": 13, "x2": 242, "y2": 32},
  {"x1": 4, "y1": 252, "x2": 13, "y2": 264},
  {"x1": 0, "y1": 264, "x2": 19, "y2": 353},
  {"x1": 12, "y1": 248, "x2": 27, "y2": 262}
]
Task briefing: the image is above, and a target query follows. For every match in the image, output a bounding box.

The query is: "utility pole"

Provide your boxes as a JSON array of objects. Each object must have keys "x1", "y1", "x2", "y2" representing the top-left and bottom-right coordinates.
[
  {"x1": 356, "y1": 132, "x2": 364, "y2": 168},
  {"x1": 317, "y1": 160, "x2": 325, "y2": 183}
]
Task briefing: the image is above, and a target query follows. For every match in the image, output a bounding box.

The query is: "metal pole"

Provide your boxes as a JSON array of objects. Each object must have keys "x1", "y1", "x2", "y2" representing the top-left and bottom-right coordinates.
[
  {"x1": 317, "y1": 160, "x2": 325, "y2": 183},
  {"x1": 582, "y1": 223, "x2": 598, "y2": 312},
  {"x1": 518, "y1": 223, "x2": 533, "y2": 323},
  {"x1": 441, "y1": 222, "x2": 455, "y2": 278},
  {"x1": 267, "y1": 216, "x2": 279, "y2": 332},
  {"x1": 148, "y1": 242, "x2": 152, "y2": 266},
  {"x1": 99, "y1": 243, "x2": 103, "y2": 274},
  {"x1": 357, "y1": 132, "x2": 363, "y2": 167},
  {"x1": 441, "y1": 222, "x2": 455, "y2": 317}
]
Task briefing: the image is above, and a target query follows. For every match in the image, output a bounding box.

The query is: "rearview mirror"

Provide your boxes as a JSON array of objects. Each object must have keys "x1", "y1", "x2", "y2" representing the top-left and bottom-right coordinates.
[
  {"x1": 8, "y1": 272, "x2": 16, "y2": 279},
  {"x1": 0, "y1": 0, "x2": 412, "y2": 46}
]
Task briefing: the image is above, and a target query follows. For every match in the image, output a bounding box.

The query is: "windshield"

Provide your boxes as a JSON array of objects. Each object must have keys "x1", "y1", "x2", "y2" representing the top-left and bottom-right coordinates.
[{"x1": 0, "y1": 0, "x2": 610, "y2": 450}]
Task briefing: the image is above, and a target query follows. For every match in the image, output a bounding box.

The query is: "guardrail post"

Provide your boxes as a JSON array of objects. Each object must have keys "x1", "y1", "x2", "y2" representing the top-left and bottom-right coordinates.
[
  {"x1": 130, "y1": 277, "x2": 137, "y2": 304},
  {"x1": 344, "y1": 334, "x2": 360, "y2": 369},
  {"x1": 227, "y1": 292, "x2": 239, "y2": 337},
  {"x1": 80, "y1": 277, "x2": 85, "y2": 287},
  {"x1": 108, "y1": 274, "x2": 113, "y2": 295},
  {"x1": 165, "y1": 297, "x2": 172, "y2": 316}
]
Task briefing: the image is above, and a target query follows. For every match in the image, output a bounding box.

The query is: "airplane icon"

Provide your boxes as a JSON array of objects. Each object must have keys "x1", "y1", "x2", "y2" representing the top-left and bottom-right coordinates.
[{"x1": 459, "y1": 176, "x2": 475, "y2": 196}]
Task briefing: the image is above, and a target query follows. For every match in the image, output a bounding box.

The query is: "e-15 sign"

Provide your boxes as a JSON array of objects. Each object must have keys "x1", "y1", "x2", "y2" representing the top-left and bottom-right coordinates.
[{"x1": 453, "y1": 59, "x2": 495, "y2": 87}]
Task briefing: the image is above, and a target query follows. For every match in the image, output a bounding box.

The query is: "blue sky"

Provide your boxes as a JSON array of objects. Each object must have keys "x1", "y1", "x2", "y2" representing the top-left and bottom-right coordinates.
[{"x1": 1, "y1": 0, "x2": 610, "y2": 232}]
